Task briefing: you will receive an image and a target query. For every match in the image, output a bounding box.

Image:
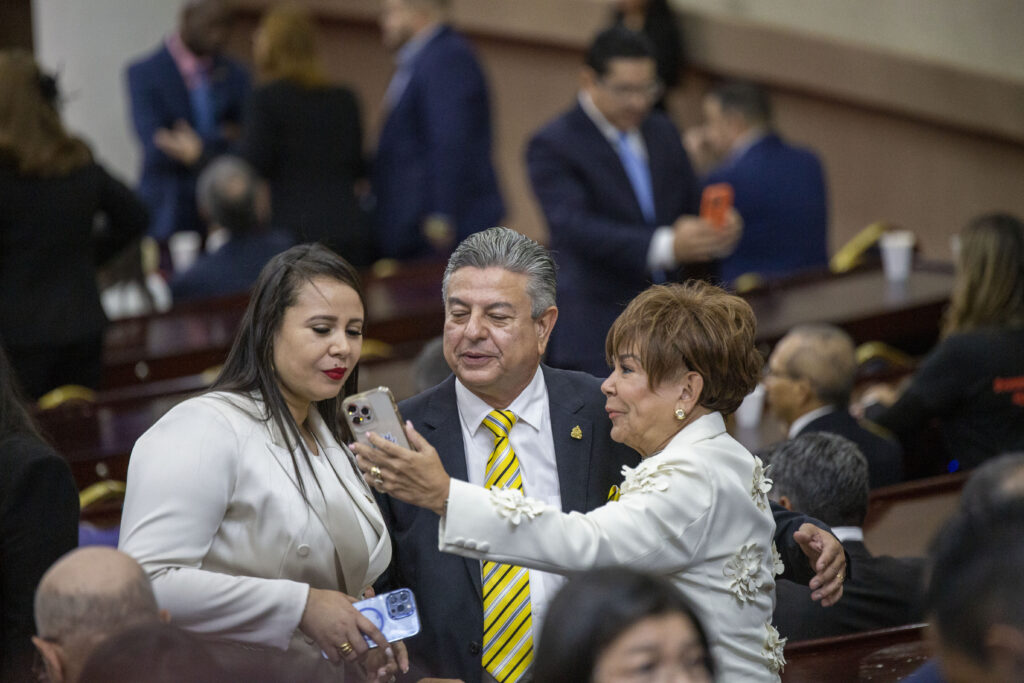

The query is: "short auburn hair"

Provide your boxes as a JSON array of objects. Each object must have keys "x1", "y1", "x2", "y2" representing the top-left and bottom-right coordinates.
[{"x1": 606, "y1": 281, "x2": 762, "y2": 414}]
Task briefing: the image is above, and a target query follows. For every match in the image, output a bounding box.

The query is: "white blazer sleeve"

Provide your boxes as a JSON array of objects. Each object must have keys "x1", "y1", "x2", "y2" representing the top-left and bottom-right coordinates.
[
  {"x1": 439, "y1": 454, "x2": 714, "y2": 575},
  {"x1": 119, "y1": 398, "x2": 309, "y2": 650}
]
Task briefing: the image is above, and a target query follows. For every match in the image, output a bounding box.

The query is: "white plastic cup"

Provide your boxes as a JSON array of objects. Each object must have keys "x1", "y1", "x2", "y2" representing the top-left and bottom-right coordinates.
[
  {"x1": 879, "y1": 230, "x2": 915, "y2": 282},
  {"x1": 735, "y1": 383, "x2": 766, "y2": 429},
  {"x1": 168, "y1": 231, "x2": 202, "y2": 273}
]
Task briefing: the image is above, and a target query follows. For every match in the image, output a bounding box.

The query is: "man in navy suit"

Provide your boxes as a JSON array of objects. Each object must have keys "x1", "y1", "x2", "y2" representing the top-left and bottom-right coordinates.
[
  {"x1": 767, "y1": 433, "x2": 925, "y2": 641},
  {"x1": 765, "y1": 324, "x2": 903, "y2": 488},
  {"x1": 376, "y1": 228, "x2": 847, "y2": 682},
  {"x1": 125, "y1": 0, "x2": 249, "y2": 247},
  {"x1": 526, "y1": 27, "x2": 740, "y2": 377},
  {"x1": 701, "y1": 81, "x2": 828, "y2": 284},
  {"x1": 373, "y1": 0, "x2": 504, "y2": 260}
]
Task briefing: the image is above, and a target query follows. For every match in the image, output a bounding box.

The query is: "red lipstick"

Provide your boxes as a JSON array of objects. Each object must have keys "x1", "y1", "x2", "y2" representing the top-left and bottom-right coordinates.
[{"x1": 323, "y1": 367, "x2": 347, "y2": 381}]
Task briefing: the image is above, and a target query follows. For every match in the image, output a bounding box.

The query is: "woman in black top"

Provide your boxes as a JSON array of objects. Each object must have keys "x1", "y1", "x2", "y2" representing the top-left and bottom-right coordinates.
[
  {"x1": 872, "y1": 213, "x2": 1024, "y2": 471},
  {"x1": 0, "y1": 344, "x2": 78, "y2": 682},
  {"x1": 241, "y1": 6, "x2": 373, "y2": 266},
  {"x1": 0, "y1": 50, "x2": 147, "y2": 398}
]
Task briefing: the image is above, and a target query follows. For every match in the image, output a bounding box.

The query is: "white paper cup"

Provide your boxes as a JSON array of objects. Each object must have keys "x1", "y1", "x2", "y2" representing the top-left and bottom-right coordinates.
[
  {"x1": 168, "y1": 231, "x2": 202, "y2": 273},
  {"x1": 879, "y1": 230, "x2": 915, "y2": 282},
  {"x1": 735, "y1": 383, "x2": 766, "y2": 429}
]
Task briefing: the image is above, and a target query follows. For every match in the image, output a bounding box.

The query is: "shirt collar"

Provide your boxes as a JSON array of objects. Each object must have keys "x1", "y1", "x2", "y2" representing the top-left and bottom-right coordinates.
[
  {"x1": 788, "y1": 404, "x2": 836, "y2": 438},
  {"x1": 831, "y1": 526, "x2": 863, "y2": 543},
  {"x1": 395, "y1": 23, "x2": 444, "y2": 68},
  {"x1": 166, "y1": 32, "x2": 213, "y2": 89},
  {"x1": 579, "y1": 91, "x2": 643, "y2": 148},
  {"x1": 455, "y1": 366, "x2": 547, "y2": 436},
  {"x1": 726, "y1": 127, "x2": 768, "y2": 163}
]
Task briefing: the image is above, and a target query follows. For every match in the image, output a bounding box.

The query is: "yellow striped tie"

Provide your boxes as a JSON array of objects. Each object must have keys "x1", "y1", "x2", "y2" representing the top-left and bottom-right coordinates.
[{"x1": 481, "y1": 410, "x2": 533, "y2": 682}]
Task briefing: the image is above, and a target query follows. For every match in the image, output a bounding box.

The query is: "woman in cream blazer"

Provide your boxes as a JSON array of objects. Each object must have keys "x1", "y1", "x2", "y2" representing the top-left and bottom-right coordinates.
[
  {"x1": 356, "y1": 282, "x2": 786, "y2": 681},
  {"x1": 120, "y1": 245, "x2": 401, "y2": 677}
]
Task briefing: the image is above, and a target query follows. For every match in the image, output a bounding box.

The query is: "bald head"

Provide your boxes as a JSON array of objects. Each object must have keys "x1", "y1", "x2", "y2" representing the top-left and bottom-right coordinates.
[
  {"x1": 34, "y1": 548, "x2": 160, "y2": 683},
  {"x1": 766, "y1": 324, "x2": 856, "y2": 425}
]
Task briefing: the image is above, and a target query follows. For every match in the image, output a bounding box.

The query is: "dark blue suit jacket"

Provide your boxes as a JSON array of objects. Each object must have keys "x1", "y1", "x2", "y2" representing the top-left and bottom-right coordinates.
[
  {"x1": 705, "y1": 133, "x2": 828, "y2": 283},
  {"x1": 526, "y1": 104, "x2": 701, "y2": 376},
  {"x1": 373, "y1": 26, "x2": 504, "y2": 259},
  {"x1": 376, "y1": 366, "x2": 639, "y2": 682},
  {"x1": 799, "y1": 409, "x2": 903, "y2": 489},
  {"x1": 126, "y1": 45, "x2": 250, "y2": 241},
  {"x1": 168, "y1": 231, "x2": 294, "y2": 303}
]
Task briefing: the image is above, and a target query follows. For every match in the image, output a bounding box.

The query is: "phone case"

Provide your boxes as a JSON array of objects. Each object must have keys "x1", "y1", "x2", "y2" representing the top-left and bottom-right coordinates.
[
  {"x1": 342, "y1": 387, "x2": 410, "y2": 449},
  {"x1": 354, "y1": 588, "x2": 421, "y2": 647},
  {"x1": 700, "y1": 182, "x2": 734, "y2": 229}
]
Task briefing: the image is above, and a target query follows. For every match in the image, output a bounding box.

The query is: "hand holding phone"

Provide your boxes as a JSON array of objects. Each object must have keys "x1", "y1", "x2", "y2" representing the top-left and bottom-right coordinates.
[
  {"x1": 354, "y1": 588, "x2": 421, "y2": 647},
  {"x1": 344, "y1": 387, "x2": 411, "y2": 449},
  {"x1": 700, "y1": 183, "x2": 734, "y2": 229}
]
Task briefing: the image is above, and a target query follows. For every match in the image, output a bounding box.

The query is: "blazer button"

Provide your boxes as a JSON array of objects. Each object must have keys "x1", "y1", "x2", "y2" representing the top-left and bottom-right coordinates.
[
  {"x1": 453, "y1": 537, "x2": 466, "y2": 546},
  {"x1": 465, "y1": 540, "x2": 477, "y2": 550},
  {"x1": 469, "y1": 642, "x2": 481, "y2": 655},
  {"x1": 478, "y1": 542, "x2": 490, "y2": 553},
  {"x1": 297, "y1": 544, "x2": 311, "y2": 558}
]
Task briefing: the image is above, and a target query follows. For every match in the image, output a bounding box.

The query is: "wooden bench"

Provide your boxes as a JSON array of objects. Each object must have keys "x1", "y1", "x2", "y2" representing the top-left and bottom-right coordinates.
[
  {"x1": 783, "y1": 623, "x2": 929, "y2": 682},
  {"x1": 863, "y1": 471, "x2": 968, "y2": 558}
]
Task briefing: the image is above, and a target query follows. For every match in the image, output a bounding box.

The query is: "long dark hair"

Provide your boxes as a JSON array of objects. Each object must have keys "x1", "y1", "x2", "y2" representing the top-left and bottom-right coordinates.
[
  {"x1": 210, "y1": 243, "x2": 364, "y2": 499},
  {"x1": 533, "y1": 567, "x2": 714, "y2": 682},
  {"x1": 0, "y1": 341, "x2": 44, "y2": 441}
]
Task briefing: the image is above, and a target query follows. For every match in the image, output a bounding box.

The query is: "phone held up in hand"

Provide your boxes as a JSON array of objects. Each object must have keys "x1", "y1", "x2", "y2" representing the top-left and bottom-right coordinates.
[
  {"x1": 355, "y1": 588, "x2": 421, "y2": 647},
  {"x1": 700, "y1": 182, "x2": 734, "y2": 229},
  {"x1": 343, "y1": 387, "x2": 411, "y2": 449}
]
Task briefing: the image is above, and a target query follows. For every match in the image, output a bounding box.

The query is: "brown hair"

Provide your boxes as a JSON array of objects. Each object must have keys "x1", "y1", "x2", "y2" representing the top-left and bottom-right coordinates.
[
  {"x1": 0, "y1": 50, "x2": 92, "y2": 177},
  {"x1": 254, "y1": 5, "x2": 328, "y2": 88},
  {"x1": 943, "y1": 212, "x2": 1024, "y2": 337},
  {"x1": 606, "y1": 281, "x2": 762, "y2": 414}
]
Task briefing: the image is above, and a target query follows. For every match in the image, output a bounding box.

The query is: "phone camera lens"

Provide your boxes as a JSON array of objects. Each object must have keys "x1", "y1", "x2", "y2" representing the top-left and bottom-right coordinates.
[
  {"x1": 347, "y1": 404, "x2": 357, "y2": 414},
  {"x1": 361, "y1": 407, "x2": 370, "y2": 416}
]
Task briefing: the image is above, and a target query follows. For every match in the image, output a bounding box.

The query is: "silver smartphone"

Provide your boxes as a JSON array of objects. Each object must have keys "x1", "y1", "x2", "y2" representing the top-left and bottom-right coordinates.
[
  {"x1": 354, "y1": 588, "x2": 421, "y2": 647},
  {"x1": 343, "y1": 387, "x2": 411, "y2": 449}
]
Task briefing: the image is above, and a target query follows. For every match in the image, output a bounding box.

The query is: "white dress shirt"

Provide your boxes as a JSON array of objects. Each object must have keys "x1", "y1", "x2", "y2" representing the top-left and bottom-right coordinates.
[{"x1": 454, "y1": 367, "x2": 564, "y2": 630}]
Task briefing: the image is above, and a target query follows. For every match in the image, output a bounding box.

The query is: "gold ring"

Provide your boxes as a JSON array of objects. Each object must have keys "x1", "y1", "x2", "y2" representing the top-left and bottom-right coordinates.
[
  {"x1": 837, "y1": 572, "x2": 845, "y2": 583},
  {"x1": 370, "y1": 465, "x2": 382, "y2": 479},
  {"x1": 337, "y1": 642, "x2": 354, "y2": 656},
  {"x1": 374, "y1": 476, "x2": 385, "y2": 488}
]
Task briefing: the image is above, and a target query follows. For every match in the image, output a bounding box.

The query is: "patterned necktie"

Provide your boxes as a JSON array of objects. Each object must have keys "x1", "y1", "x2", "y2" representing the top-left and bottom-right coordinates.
[
  {"x1": 480, "y1": 410, "x2": 533, "y2": 682},
  {"x1": 616, "y1": 131, "x2": 656, "y2": 224}
]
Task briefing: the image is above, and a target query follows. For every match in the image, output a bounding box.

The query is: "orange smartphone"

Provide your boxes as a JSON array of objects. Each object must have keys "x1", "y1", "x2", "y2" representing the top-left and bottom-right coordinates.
[{"x1": 700, "y1": 183, "x2": 734, "y2": 229}]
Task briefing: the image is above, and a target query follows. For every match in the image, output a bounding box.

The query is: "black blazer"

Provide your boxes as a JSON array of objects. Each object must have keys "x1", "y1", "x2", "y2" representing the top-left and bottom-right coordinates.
[
  {"x1": 1, "y1": 434, "x2": 79, "y2": 682},
  {"x1": 240, "y1": 80, "x2": 373, "y2": 266},
  {"x1": 0, "y1": 162, "x2": 147, "y2": 347},
  {"x1": 773, "y1": 539, "x2": 925, "y2": 642},
  {"x1": 376, "y1": 366, "x2": 638, "y2": 682},
  {"x1": 798, "y1": 409, "x2": 903, "y2": 488}
]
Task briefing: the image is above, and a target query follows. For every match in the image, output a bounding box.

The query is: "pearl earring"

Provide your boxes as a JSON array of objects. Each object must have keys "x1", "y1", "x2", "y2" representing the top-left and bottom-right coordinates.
[{"x1": 675, "y1": 407, "x2": 686, "y2": 421}]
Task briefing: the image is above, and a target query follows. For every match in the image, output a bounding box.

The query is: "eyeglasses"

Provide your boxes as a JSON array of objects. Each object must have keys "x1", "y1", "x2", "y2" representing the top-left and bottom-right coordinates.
[{"x1": 597, "y1": 78, "x2": 664, "y2": 102}]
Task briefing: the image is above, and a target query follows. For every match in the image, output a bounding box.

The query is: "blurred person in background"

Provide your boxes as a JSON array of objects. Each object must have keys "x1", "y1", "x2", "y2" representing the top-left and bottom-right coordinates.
[
  {"x1": 240, "y1": 4, "x2": 373, "y2": 266},
  {"x1": 0, "y1": 50, "x2": 147, "y2": 398}
]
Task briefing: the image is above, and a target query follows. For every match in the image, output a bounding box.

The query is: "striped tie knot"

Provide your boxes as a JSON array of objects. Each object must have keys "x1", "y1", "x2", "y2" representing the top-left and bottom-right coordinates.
[{"x1": 483, "y1": 409, "x2": 517, "y2": 442}]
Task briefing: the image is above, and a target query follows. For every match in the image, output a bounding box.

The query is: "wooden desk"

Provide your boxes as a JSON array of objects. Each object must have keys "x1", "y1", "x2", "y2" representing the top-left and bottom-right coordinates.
[
  {"x1": 101, "y1": 259, "x2": 447, "y2": 388},
  {"x1": 863, "y1": 471, "x2": 967, "y2": 558},
  {"x1": 747, "y1": 263, "x2": 954, "y2": 353},
  {"x1": 783, "y1": 623, "x2": 928, "y2": 682}
]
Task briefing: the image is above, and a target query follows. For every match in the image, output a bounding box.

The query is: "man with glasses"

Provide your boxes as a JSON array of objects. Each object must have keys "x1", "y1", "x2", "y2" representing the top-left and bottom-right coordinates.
[{"x1": 525, "y1": 26, "x2": 740, "y2": 376}]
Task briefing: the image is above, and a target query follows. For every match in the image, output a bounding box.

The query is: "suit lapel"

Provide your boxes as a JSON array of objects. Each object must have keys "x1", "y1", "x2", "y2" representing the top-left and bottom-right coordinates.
[
  {"x1": 572, "y1": 105, "x2": 648, "y2": 225},
  {"x1": 543, "y1": 366, "x2": 594, "y2": 513},
  {"x1": 422, "y1": 379, "x2": 481, "y2": 598}
]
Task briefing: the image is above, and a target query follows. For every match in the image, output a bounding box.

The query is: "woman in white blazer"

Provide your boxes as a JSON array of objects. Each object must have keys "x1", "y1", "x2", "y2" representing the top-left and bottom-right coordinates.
[
  {"x1": 119, "y1": 244, "x2": 406, "y2": 680},
  {"x1": 355, "y1": 282, "x2": 785, "y2": 681}
]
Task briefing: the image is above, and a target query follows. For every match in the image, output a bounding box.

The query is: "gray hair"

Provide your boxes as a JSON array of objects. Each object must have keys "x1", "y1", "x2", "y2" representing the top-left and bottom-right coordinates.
[
  {"x1": 781, "y1": 323, "x2": 856, "y2": 407},
  {"x1": 196, "y1": 155, "x2": 260, "y2": 235},
  {"x1": 34, "y1": 563, "x2": 159, "y2": 644},
  {"x1": 961, "y1": 452, "x2": 1024, "y2": 512},
  {"x1": 765, "y1": 432, "x2": 869, "y2": 527},
  {"x1": 442, "y1": 227, "x2": 557, "y2": 318}
]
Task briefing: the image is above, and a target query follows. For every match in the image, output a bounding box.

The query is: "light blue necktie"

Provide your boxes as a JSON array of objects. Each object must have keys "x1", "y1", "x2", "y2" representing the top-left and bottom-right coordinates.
[
  {"x1": 189, "y1": 72, "x2": 217, "y2": 140},
  {"x1": 616, "y1": 131, "x2": 656, "y2": 224}
]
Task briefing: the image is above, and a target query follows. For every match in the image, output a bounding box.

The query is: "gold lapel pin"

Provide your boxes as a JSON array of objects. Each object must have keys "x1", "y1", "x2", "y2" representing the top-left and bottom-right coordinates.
[{"x1": 570, "y1": 425, "x2": 583, "y2": 440}]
